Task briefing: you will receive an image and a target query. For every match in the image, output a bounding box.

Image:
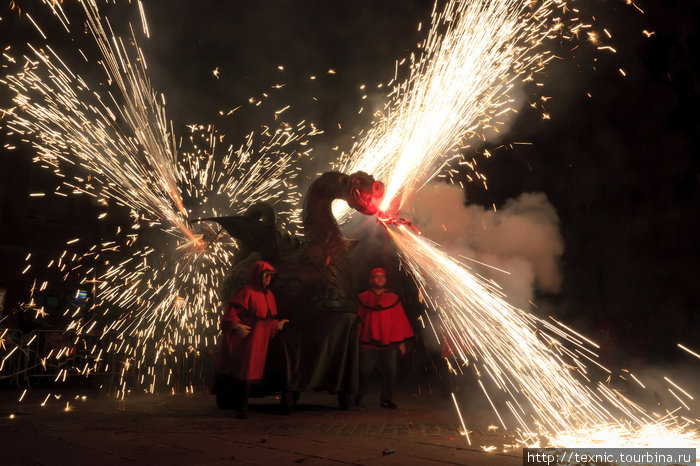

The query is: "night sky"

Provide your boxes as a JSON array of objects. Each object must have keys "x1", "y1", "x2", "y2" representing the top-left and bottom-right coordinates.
[{"x1": 1, "y1": 1, "x2": 698, "y2": 362}]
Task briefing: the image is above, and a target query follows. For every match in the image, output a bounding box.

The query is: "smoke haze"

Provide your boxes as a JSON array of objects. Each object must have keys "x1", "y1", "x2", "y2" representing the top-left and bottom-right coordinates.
[{"x1": 405, "y1": 183, "x2": 564, "y2": 306}]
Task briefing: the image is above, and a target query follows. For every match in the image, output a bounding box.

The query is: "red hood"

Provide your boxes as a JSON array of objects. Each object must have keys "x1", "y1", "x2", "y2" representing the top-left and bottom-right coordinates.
[{"x1": 247, "y1": 260, "x2": 276, "y2": 288}]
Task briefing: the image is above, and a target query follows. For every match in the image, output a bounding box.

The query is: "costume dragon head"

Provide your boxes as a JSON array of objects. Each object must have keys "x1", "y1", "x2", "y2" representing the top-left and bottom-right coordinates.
[{"x1": 336, "y1": 171, "x2": 385, "y2": 216}]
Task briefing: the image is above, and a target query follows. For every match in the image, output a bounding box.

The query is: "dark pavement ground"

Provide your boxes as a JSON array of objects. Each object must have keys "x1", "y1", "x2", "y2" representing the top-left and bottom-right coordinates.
[{"x1": 0, "y1": 388, "x2": 523, "y2": 465}]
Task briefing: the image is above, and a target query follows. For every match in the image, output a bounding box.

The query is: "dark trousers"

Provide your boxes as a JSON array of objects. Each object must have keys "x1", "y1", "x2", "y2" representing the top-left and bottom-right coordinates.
[
  {"x1": 233, "y1": 380, "x2": 251, "y2": 414},
  {"x1": 358, "y1": 346, "x2": 398, "y2": 402},
  {"x1": 215, "y1": 375, "x2": 250, "y2": 413}
]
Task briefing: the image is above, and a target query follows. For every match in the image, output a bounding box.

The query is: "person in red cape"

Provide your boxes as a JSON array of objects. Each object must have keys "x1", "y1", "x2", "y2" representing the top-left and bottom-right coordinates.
[
  {"x1": 354, "y1": 267, "x2": 414, "y2": 409},
  {"x1": 216, "y1": 260, "x2": 288, "y2": 418}
]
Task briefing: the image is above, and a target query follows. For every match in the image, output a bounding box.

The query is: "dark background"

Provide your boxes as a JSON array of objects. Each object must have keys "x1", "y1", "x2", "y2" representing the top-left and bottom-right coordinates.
[{"x1": 1, "y1": 1, "x2": 698, "y2": 363}]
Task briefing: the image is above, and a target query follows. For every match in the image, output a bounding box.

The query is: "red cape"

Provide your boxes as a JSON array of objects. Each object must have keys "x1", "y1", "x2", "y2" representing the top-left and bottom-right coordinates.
[
  {"x1": 217, "y1": 261, "x2": 279, "y2": 381},
  {"x1": 357, "y1": 290, "x2": 414, "y2": 348}
]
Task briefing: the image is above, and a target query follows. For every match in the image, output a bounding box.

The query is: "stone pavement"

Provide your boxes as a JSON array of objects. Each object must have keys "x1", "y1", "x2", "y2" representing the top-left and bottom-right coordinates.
[{"x1": 0, "y1": 389, "x2": 523, "y2": 465}]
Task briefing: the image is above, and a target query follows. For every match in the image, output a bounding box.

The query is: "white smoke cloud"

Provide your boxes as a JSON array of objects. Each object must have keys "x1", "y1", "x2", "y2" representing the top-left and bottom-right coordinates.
[{"x1": 405, "y1": 183, "x2": 564, "y2": 306}]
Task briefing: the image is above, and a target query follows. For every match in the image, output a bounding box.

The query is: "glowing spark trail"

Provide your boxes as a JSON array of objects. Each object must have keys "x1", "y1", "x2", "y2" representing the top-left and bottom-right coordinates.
[
  {"x1": 337, "y1": 0, "x2": 574, "y2": 217},
  {"x1": 387, "y1": 224, "x2": 699, "y2": 448},
  {"x1": 5, "y1": 0, "x2": 193, "y2": 242}
]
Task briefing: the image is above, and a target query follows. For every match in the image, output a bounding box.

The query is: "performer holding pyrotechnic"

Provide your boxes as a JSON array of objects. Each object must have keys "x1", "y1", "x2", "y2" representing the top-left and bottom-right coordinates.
[
  {"x1": 216, "y1": 260, "x2": 288, "y2": 418},
  {"x1": 355, "y1": 268, "x2": 414, "y2": 409}
]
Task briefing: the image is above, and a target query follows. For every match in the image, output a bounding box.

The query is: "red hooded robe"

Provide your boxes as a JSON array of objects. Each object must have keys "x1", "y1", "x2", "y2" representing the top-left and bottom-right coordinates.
[
  {"x1": 357, "y1": 290, "x2": 414, "y2": 349},
  {"x1": 217, "y1": 261, "x2": 279, "y2": 381}
]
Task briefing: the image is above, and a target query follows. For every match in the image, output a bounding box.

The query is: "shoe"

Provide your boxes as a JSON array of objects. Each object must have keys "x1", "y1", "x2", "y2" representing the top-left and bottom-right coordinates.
[
  {"x1": 235, "y1": 410, "x2": 248, "y2": 419},
  {"x1": 380, "y1": 399, "x2": 397, "y2": 409}
]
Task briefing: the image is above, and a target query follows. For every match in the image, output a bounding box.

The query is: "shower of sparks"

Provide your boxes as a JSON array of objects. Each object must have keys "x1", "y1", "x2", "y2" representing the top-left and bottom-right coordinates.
[
  {"x1": 387, "y1": 224, "x2": 699, "y2": 449},
  {"x1": 0, "y1": 0, "x2": 315, "y2": 395},
  {"x1": 5, "y1": 0, "x2": 194, "y2": 243},
  {"x1": 331, "y1": 0, "x2": 698, "y2": 449},
  {"x1": 335, "y1": 0, "x2": 586, "y2": 219}
]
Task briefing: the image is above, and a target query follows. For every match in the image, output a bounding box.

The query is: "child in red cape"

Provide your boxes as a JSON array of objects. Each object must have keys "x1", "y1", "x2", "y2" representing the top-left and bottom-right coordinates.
[
  {"x1": 355, "y1": 267, "x2": 414, "y2": 409},
  {"x1": 216, "y1": 260, "x2": 288, "y2": 418}
]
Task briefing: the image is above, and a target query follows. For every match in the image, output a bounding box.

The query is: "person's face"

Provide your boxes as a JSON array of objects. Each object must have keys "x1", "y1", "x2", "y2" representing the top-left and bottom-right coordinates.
[
  {"x1": 370, "y1": 273, "x2": 386, "y2": 289},
  {"x1": 261, "y1": 271, "x2": 273, "y2": 288}
]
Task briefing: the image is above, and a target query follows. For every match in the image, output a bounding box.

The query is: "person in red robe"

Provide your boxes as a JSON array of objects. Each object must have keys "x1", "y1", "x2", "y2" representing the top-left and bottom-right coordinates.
[
  {"x1": 355, "y1": 267, "x2": 414, "y2": 409},
  {"x1": 216, "y1": 260, "x2": 288, "y2": 418}
]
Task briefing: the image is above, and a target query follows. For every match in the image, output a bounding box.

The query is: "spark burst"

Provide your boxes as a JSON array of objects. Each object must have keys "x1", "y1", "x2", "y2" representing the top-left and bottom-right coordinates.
[
  {"x1": 387, "y1": 225, "x2": 698, "y2": 449},
  {"x1": 335, "y1": 0, "x2": 581, "y2": 218},
  {"x1": 333, "y1": 0, "x2": 697, "y2": 450},
  {"x1": 0, "y1": 0, "x2": 315, "y2": 396}
]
